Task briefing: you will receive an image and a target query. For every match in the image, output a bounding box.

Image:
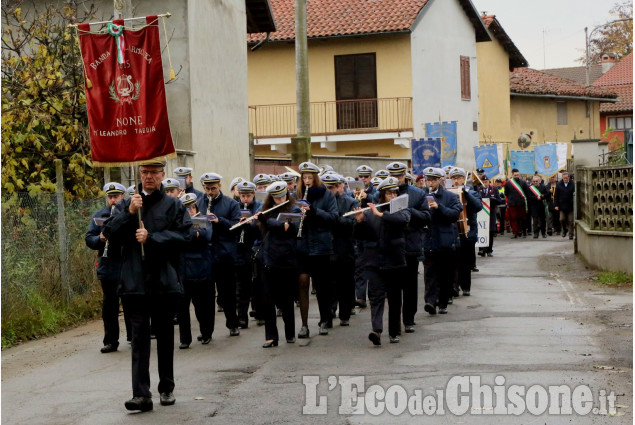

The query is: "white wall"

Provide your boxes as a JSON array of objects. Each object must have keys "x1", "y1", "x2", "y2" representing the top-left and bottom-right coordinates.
[
  {"x1": 410, "y1": 0, "x2": 479, "y2": 168},
  {"x1": 188, "y1": 0, "x2": 250, "y2": 184}
]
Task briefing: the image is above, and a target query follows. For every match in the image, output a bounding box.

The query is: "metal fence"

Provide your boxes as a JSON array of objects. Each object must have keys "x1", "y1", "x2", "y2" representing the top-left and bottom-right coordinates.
[{"x1": 1, "y1": 193, "x2": 105, "y2": 324}]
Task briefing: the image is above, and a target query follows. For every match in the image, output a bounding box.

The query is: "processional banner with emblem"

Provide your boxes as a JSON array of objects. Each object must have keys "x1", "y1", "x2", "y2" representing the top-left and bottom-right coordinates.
[
  {"x1": 425, "y1": 121, "x2": 457, "y2": 167},
  {"x1": 473, "y1": 144, "x2": 500, "y2": 179},
  {"x1": 78, "y1": 16, "x2": 175, "y2": 166},
  {"x1": 411, "y1": 138, "x2": 442, "y2": 174}
]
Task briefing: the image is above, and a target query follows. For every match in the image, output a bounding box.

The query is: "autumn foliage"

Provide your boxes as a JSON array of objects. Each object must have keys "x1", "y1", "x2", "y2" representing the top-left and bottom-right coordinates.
[{"x1": 1, "y1": 1, "x2": 101, "y2": 198}]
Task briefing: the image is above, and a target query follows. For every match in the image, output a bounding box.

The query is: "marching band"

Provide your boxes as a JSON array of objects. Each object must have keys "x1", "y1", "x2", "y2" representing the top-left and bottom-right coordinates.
[{"x1": 88, "y1": 160, "x2": 493, "y2": 410}]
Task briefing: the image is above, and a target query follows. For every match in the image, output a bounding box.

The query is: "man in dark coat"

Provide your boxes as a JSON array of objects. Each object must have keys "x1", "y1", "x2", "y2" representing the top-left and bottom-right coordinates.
[
  {"x1": 387, "y1": 161, "x2": 431, "y2": 332},
  {"x1": 103, "y1": 162, "x2": 191, "y2": 412},
  {"x1": 546, "y1": 175, "x2": 561, "y2": 236},
  {"x1": 554, "y1": 171, "x2": 575, "y2": 240},
  {"x1": 421, "y1": 167, "x2": 462, "y2": 315},
  {"x1": 197, "y1": 172, "x2": 242, "y2": 336},
  {"x1": 85, "y1": 182, "x2": 130, "y2": 353},
  {"x1": 504, "y1": 169, "x2": 529, "y2": 238},
  {"x1": 527, "y1": 175, "x2": 550, "y2": 238},
  {"x1": 477, "y1": 176, "x2": 503, "y2": 256}
]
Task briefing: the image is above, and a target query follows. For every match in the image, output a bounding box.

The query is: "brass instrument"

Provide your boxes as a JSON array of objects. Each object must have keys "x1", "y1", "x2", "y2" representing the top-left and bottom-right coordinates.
[
  {"x1": 297, "y1": 185, "x2": 309, "y2": 238},
  {"x1": 449, "y1": 187, "x2": 469, "y2": 237},
  {"x1": 102, "y1": 205, "x2": 116, "y2": 258}
]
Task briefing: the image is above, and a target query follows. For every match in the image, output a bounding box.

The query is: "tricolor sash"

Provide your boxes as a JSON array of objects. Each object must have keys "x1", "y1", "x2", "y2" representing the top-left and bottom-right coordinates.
[{"x1": 529, "y1": 185, "x2": 543, "y2": 198}]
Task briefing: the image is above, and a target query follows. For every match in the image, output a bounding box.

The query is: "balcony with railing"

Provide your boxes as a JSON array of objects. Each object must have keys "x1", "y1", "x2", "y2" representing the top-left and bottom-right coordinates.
[{"x1": 249, "y1": 97, "x2": 413, "y2": 139}]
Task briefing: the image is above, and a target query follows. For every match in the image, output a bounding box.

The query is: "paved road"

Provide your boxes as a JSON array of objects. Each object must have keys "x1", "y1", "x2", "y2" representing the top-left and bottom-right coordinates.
[{"x1": 2, "y1": 237, "x2": 632, "y2": 424}]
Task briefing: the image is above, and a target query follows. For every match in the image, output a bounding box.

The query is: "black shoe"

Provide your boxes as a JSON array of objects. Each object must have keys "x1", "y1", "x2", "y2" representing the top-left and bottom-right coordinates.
[
  {"x1": 355, "y1": 299, "x2": 367, "y2": 308},
  {"x1": 298, "y1": 326, "x2": 310, "y2": 339},
  {"x1": 389, "y1": 335, "x2": 400, "y2": 343},
  {"x1": 311, "y1": 288, "x2": 317, "y2": 295},
  {"x1": 368, "y1": 331, "x2": 381, "y2": 346},
  {"x1": 533, "y1": 234, "x2": 539, "y2": 239},
  {"x1": 100, "y1": 344, "x2": 118, "y2": 353},
  {"x1": 340, "y1": 320, "x2": 349, "y2": 326},
  {"x1": 350, "y1": 309, "x2": 356, "y2": 316},
  {"x1": 179, "y1": 342, "x2": 190, "y2": 349},
  {"x1": 318, "y1": 323, "x2": 328, "y2": 335},
  {"x1": 276, "y1": 309, "x2": 283, "y2": 317},
  {"x1": 197, "y1": 335, "x2": 203, "y2": 341},
  {"x1": 257, "y1": 319, "x2": 265, "y2": 326},
  {"x1": 249, "y1": 311, "x2": 256, "y2": 318},
  {"x1": 404, "y1": 325, "x2": 415, "y2": 333},
  {"x1": 486, "y1": 252, "x2": 493, "y2": 257},
  {"x1": 125, "y1": 396, "x2": 153, "y2": 412},
  {"x1": 542, "y1": 234, "x2": 547, "y2": 238},
  {"x1": 286, "y1": 337, "x2": 296, "y2": 344},
  {"x1": 569, "y1": 235, "x2": 574, "y2": 240},
  {"x1": 150, "y1": 334, "x2": 156, "y2": 340},
  {"x1": 547, "y1": 231, "x2": 553, "y2": 236},
  {"x1": 160, "y1": 392, "x2": 175, "y2": 406},
  {"x1": 262, "y1": 340, "x2": 278, "y2": 348},
  {"x1": 217, "y1": 306, "x2": 224, "y2": 312},
  {"x1": 238, "y1": 320, "x2": 248, "y2": 329},
  {"x1": 229, "y1": 328, "x2": 240, "y2": 337},
  {"x1": 562, "y1": 232, "x2": 567, "y2": 238},
  {"x1": 463, "y1": 291, "x2": 471, "y2": 296},
  {"x1": 424, "y1": 303, "x2": 437, "y2": 315},
  {"x1": 201, "y1": 336, "x2": 212, "y2": 345},
  {"x1": 326, "y1": 320, "x2": 333, "y2": 329},
  {"x1": 477, "y1": 251, "x2": 485, "y2": 257},
  {"x1": 438, "y1": 308, "x2": 448, "y2": 314},
  {"x1": 471, "y1": 267, "x2": 479, "y2": 272}
]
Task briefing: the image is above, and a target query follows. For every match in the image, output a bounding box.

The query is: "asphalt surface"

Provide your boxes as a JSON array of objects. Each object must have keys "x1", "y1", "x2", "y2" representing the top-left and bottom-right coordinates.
[{"x1": 2, "y1": 236, "x2": 632, "y2": 424}]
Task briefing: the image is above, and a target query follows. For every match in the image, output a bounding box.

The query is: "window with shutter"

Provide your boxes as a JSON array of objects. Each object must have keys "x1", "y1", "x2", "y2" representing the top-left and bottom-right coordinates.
[
  {"x1": 334, "y1": 53, "x2": 377, "y2": 129},
  {"x1": 557, "y1": 102, "x2": 568, "y2": 125},
  {"x1": 460, "y1": 56, "x2": 471, "y2": 100}
]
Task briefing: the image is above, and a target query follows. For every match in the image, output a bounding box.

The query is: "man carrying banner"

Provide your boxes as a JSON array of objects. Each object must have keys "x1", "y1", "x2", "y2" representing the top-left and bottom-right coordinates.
[
  {"x1": 546, "y1": 175, "x2": 561, "y2": 236},
  {"x1": 527, "y1": 175, "x2": 550, "y2": 238},
  {"x1": 504, "y1": 169, "x2": 529, "y2": 238},
  {"x1": 103, "y1": 162, "x2": 191, "y2": 412},
  {"x1": 477, "y1": 176, "x2": 502, "y2": 256}
]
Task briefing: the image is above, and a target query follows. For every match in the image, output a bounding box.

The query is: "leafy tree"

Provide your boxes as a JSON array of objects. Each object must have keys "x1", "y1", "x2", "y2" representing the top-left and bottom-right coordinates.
[
  {"x1": 1, "y1": 0, "x2": 101, "y2": 198},
  {"x1": 581, "y1": 1, "x2": 633, "y2": 65}
]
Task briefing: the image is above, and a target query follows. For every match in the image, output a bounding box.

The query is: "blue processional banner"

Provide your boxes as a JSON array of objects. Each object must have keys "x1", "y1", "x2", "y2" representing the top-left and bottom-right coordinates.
[
  {"x1": 510, "y1": 150, "x2": 535, "y2": 175},
  {"x1": 411, "y1": 138, "x2": 442, "y2": 174},
  {"x1": 425, "y1": 121, "x2": 457, "y2": 167},
  {"x1": 473, "y1": 144, "x2": 500, "y2": 179},
  {"x1": 534, "y1": 144, "x2": 559, "y2": 177}
]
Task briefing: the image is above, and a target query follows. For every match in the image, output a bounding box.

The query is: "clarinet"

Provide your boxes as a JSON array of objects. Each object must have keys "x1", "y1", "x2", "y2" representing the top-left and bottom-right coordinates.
[
  {"x1": 207, "y1": 195, "x2": 212, "y2": 215},
  {"x1": 101, "y1": 205, "x2": 116, "y2": 258},
  {"x1": 297, "y1": 185, "x2": 309, "y2": 238},
  {"x1": 238, "y1": 202, "x2": 247, "y2": 244}
]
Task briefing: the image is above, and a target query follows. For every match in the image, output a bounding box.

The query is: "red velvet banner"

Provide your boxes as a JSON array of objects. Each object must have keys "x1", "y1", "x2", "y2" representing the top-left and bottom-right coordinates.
[{"x1": 78, "y1": 16, "x2": 175, "y2": 166}]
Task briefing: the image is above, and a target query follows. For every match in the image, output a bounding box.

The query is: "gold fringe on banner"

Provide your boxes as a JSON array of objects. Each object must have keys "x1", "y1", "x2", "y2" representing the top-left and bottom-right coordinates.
[{"x1": 92, "y1": 152, "x2": 178, "y2": 168}]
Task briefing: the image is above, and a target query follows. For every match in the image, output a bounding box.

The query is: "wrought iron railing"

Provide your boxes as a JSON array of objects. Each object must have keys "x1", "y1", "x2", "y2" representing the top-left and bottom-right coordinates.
[{"x1": 249, "y1": 97, "x2": 413, "y2": 139}]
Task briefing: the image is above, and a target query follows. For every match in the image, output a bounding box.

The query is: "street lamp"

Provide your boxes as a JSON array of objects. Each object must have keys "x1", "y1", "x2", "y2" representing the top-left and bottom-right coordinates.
[{"x1": 585, "y1": 18, "x2": 633, "y2": 86}]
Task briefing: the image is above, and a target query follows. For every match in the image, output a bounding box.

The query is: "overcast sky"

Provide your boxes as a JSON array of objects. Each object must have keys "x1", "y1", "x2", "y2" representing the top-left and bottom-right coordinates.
[{"x1": 471, "y1": 0, "x2": 621, "y2": 69}]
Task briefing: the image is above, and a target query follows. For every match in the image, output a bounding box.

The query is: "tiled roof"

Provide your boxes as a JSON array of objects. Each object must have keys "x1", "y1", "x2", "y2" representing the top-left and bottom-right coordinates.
[
  {"x1": 598, "y1": 85, "x2": 632, "y2": 113},
  {"x1": 542, "y1": 64, "x2": 604, "y2": 86},
  {"x1": 510, "y1": 68, "x2": 618, "y2": 99},
  {"x1": 247, "y1": 0, "x2": 490, "y2": 43},
  {"x1": 593, "y1": 52, "x2": 632, "y2": 87},
  {"x1": 480, "y1": 14, "x2": 527, "y2": 69}
]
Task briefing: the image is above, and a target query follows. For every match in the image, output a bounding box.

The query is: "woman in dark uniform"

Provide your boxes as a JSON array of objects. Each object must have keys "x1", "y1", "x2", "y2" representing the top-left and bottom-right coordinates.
[
  {"x1": 295, "y1": 162, "x2": 338, "y2": 338},
  {"x1": 257, "y1": 181, "x2": 301, "y2": 347},
  {"x1": 353, "y1": 177, "x2": 411, "y2": 345}
]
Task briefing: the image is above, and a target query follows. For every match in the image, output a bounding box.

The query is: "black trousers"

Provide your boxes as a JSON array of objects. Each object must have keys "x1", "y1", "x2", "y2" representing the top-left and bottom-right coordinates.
[
  {"x1": 547, "y1": 208, "x2": 561, "y2": 234},
  {"x1": 212, "y1": 260, "x2": 239, "y2": 330},
  {"x1": 456, "y1": 237, "x2": 476, "y2": 293},
  {"x1": 531, "y1": 204, "x2": 546, "y2": 236},
  {"x1": 262, "y1": 265, "x2": 297, "y2": 341},
  {"x1": 368, "y1": 267, "x2": 404, "y2": 337},
  {"x1": 354, "y1": 249, "x2": 369, "y2": 301},
  {"x1": 177, "y1": 280, "x2": 214, "y2": 343},
  {"x1": 305, "y1": 254, "x2": 334, "y2": 325},
  {"x1": 402, "y1": 255, "x2": 419, "y2": 326},
  {"x1": 497, "y1": 206, "x2": 507, "y2": 234},
  {"x1": 124, "y1": 294, "x2": 177, "y2": 398},
  {"x1": 100, "y1": 278, "x2": 130, "y2": 346},
  {"x1": 332, "y1": 257, "x2": 355, "y2": 321},
  {"x1": 251, "y1": 260, "x2": 265, "y2": 320},
  {"x1": 235, "y1": 261, "x2": 253, "y2": 324},
  {"x1": 423, "y1": 249, "x2": 456, "y2": 309}
]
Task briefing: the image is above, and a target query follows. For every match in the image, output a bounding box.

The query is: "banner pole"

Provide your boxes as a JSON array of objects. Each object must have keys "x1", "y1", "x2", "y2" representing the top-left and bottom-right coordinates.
[{"x1": 132, "y1": 166, "x2": 145, "y2": 260}]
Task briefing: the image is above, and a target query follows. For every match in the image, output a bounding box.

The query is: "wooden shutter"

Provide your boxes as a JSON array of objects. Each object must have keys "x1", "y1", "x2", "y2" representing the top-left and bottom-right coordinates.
[
  {"x1": 460, "y1": 56, "x2": 471, "y2": 100},
  {"x1": 334, "y1": 53, "x2": 377, "y2": 129},
  {"x1": 557, "y1": 102, "x2": 568, "y2": 125}
]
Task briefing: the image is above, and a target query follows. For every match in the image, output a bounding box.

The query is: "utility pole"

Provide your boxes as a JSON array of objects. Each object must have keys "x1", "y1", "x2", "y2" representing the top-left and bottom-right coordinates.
[
  {"x1": 114, "y1": 0, "x2": 134, "y2": 185},
  {"x1": 291, "y1": 0, "x2": 311, "y2": 164}
]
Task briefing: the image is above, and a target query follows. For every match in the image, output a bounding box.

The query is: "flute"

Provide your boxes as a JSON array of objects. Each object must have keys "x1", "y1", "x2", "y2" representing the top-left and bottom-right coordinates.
[
  {"x1": 341, "y1": 201, "x2": 391, "y2": 217},
  {"x1": 229, "y1": 200, "x2": 289, "y2": 231},
  {"x1": 297, "y1": 186, "x2": 309, "y2": 238},
  {"x1": 238, "y1": 203, "x2": 247, "y2": 244},
  {"x1": 102, "y1": 205, "x2": 116, "y2": 258}
]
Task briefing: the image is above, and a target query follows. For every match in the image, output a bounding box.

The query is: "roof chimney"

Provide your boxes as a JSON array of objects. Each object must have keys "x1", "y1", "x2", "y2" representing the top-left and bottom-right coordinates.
[{"x1": 601, "y1": 53, "x2": 618, "y2": 74}]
